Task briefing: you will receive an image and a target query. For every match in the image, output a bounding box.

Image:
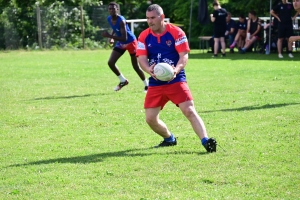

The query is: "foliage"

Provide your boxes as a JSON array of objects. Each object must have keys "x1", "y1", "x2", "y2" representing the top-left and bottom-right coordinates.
[
  {"x1": 39, "y1": 1, "x2": 102, "y2": 49},
  {"x1": 0, "y1": 0, "x2": 285, "y2": 50},
  {"x1": 223, "y1": 0, "x2": 274, "y2": 17},
  {"x1": 0, "y1": 1, "x2": 37, "y2": 49}
]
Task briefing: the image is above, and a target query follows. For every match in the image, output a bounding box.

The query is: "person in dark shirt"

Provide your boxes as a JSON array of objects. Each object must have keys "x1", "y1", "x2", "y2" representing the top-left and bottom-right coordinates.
[
  {"x1": 230, "y1": 14, "x2": 247, "y2": 51},
  {"x1": 240, "y1": 11, "x2": 262, "y2": 53},
  {"x1": 225, "y1": 12, "x2": 236, "y2": 53},
  {"x1": 289, "y1": 0, "x2": 300, "y2": 43},
  {"x1": 210, "y1": 0, "x2": 227, "y2": 57},
  {"x1": 270, "y1": 0, "x2": 299, "y2": 58}
]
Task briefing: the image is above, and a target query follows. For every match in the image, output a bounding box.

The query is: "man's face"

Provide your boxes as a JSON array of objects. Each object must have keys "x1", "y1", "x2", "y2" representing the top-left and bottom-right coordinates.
[
  {"x1": 108, "y1": 5, "x2": 118, "y2": 16},
  {"x1": 248, "y1": 13, "x2": 253, "y2": 19},
  {"x1": 282, "y1": 0, "x2": 287, "y2": 3},
  {"x1": 146, "y1": 10, "x2": 163, "y2": 32},
  {"x1": 294, "y1": 0, "x2": 300, "y2": 11},
  {"x1": 226, "y1": 15, "x2": 231, "y2": 22},
  {"x1": 239, "y1": 17, "x2": 245, "y2": 23}
]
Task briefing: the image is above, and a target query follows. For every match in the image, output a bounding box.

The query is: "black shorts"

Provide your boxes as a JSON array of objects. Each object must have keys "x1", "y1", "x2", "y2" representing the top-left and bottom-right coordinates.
[
  {"x1": 277, "y1": 23, "x2": 293, "y2": 38},
  {"x1": 214, "y1": 28, "x2": 226, "y2": 38}
]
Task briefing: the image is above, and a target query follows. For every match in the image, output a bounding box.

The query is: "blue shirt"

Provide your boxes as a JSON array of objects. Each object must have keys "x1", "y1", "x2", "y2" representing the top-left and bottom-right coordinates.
[
  {"x1": 226, "y1": 19, "x2": 236, "y2": 34},
  {"x1": 107, "y1": 15, "x2": 135, "y2": 44}
]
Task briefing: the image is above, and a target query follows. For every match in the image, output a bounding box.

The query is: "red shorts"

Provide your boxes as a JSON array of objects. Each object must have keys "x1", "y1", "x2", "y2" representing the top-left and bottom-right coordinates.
[
  {"x1": 144, "y1": 82, "x2": 193, "y2": 109},
  {"x1": 115, "y1": 40, "x2": 137, "y2": 55}
]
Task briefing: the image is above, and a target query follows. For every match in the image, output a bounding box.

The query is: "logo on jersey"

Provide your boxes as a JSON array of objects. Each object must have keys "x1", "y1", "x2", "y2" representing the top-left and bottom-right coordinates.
[
  {"x1": 175, "y1": 36, "x2": 187, "y2": 46},
  {"x1": 166, "y1": 40, "x2": 172, "y2": 47},
  {"x1": 137, "y1": 41, "x2": 146, "y2": 50},
  {"x1": 157, "y1": 53, "x2": 161, "y2": 63}
]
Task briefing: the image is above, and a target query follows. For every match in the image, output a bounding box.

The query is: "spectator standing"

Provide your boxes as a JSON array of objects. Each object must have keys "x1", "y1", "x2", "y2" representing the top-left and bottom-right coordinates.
[
  {"x1": 270, "y1": 0, "x2": 299, "y2": 58},
  {"x1": 210, "y1": 0, "x2": 227, "y2": 57}
]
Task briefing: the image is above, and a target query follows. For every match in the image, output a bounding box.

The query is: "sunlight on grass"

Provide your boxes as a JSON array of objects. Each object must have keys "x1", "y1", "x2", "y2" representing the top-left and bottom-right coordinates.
[{"x1": 0, "y1": 50, "x2": 299, "y2": 199}]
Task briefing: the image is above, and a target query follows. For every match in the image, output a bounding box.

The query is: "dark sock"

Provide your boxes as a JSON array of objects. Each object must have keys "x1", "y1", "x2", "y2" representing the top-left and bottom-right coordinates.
[
  {"x1": 164, "y1": 134, "x2": 175, "y2": 142},
  {"x1": 201, "y1": 137, "x2": 209, "y2": 145}
]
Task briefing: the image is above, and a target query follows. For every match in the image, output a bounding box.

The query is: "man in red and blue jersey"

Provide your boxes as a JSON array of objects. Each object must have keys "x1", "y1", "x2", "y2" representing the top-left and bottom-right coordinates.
[
  {"x1": 136, "y1": 4, "x2": 217, "y2": 152},
  {"x1": 102, "y1": 2, "x2": 148, "y2": 92}
]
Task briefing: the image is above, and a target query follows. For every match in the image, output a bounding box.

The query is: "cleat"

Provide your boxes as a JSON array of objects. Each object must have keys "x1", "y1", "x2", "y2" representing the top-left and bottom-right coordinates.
[
  {"x1": 154, "y1": 138, "x2": 177, "y2": 148},
  {"x1": 288, "y1": 53, "x2": 294, "y2": 58},
  {"x1": 278, "y1": 54, "x2": 283, "y2": 58},
  {"x1": 221, "y1": 53, "x2": 226, "y2": 57},
  {"x1": 203, "y1": 138, "x2": 217, "y2": 153},
  {"x1": 240, "y1": 49, "x2": 246, "y2": 54},
  {"x1": 114, "y1": 80, "x2": 129, "y2": 91}
]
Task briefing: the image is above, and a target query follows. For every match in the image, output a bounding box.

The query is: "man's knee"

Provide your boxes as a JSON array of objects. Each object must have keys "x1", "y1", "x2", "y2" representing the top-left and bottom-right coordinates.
[
  {"x1": 108, "y1": 60, "x2": 115, "y2": 67},
  {"x1": 181, "y1": 106, "x2": 196, "y2": 119},
  {"x1": 145, "y1": 116, "x2": 158, "y2": 126}
]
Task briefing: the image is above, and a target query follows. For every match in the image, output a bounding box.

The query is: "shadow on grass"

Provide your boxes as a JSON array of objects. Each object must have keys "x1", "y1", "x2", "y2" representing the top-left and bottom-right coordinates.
[
  {"x1": 32, "y1": 93, "x2": 109, "y2": 100},
  {"x1": 8, "y1": 147, "x2": 207, "y2": 167},
  {"x1": 202, "y1": 103, "x2": 300, "y2": 113}
]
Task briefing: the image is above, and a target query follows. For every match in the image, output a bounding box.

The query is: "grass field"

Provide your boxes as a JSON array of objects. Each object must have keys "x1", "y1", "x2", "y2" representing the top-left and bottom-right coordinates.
[{"x1": 1, "y1": 50, "x2": 300, "y2": 199}]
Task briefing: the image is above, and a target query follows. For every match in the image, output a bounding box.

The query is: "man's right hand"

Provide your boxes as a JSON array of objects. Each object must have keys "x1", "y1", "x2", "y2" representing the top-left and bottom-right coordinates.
[{"x1": 102, "y1": 31, "x2": 111, "y2": 38}]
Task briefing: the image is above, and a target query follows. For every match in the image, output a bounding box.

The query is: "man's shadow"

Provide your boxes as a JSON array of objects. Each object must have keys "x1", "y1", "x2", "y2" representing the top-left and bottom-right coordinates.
[
  {"x1": 202, "y1": 103, "x2": 300, "y2": 113},
  {"x1": 32, "y1": 93, "x2": 108, "y2": 101},
  {"x1": 8, "y1": 147, "x2": 207, "y2": 168}
]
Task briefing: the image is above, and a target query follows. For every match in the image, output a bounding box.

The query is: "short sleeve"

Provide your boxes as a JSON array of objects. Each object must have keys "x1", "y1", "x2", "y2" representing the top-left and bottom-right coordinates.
[
  {"x1": 136, "y1": 30, "x2": 148, "y2": 57},
  {"x1": 273, "y1": 4, "x2": 280, "y2": 13},
  {"x1": 213, "y1": 10, "x2": 218, "y2": 18},
  {"x1": 171, "y1": 27, "x2": 190, "y2": 53}
]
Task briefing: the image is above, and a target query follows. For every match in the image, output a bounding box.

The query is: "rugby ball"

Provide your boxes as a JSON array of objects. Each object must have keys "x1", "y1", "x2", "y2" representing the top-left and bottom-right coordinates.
[{"x1": 153, "y1": 63, "x2": 174, "y2": 81}]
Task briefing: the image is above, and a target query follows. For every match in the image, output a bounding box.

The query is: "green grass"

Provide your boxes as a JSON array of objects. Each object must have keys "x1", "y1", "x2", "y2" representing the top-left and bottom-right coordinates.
[{"x1": 1, "y1": 50, "x2": 300, "y2": 199}]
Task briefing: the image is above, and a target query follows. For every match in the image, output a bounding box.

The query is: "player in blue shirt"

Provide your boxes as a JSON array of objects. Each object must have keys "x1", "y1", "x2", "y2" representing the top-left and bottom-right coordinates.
[
  {"x1": 101, "y1": 2, "x2": 148, "y2": 92},
  {"x1": 136, "y1": 4, "x2": 217, "y2": 152}
]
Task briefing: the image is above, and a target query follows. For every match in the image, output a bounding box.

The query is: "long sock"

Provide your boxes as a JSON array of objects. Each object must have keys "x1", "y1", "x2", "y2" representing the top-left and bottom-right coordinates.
[
  {"x1": 201, "y1": 137, "x2": 209, "y2": 146},
  {"x1": 118, "y1": 74, "x2": 126, "y2": 82},
  {"x1": 143, "y1": 79, "x2": 148, "y2": 87},
  {"x1": 164, "y1": 133, "x2": 175, "y2": 142}
]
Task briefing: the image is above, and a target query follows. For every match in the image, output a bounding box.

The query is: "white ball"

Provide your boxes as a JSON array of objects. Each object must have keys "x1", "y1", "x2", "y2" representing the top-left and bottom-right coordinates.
[{"x1": 153, "y1": 63, "x2": 174, "y2": 81}]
